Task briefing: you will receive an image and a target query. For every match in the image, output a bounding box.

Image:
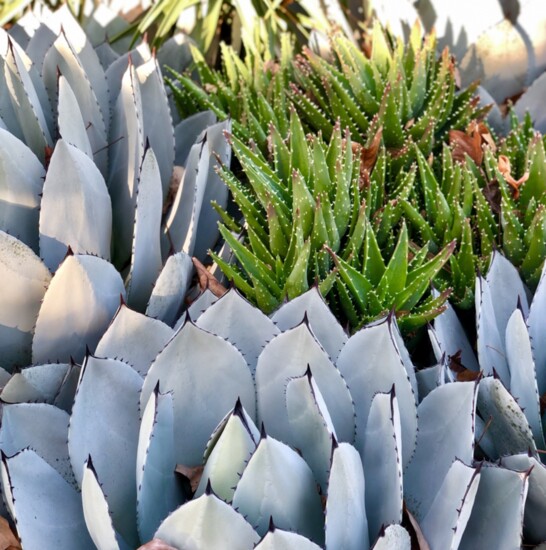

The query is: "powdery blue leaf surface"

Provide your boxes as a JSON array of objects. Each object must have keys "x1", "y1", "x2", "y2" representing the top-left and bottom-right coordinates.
[
  {"x1": 0, "y1": 231, "x2": 51, "y2": 371},
  {"x1": 459, "y1": 464, "x2": 529, "y2": 550},
  {"x1": 42, "y1": 30, "x2": 108, "y2": 174},
  {"x1": 505, "y1": 308, "x2": 545, "y2": 450},
  {"x1": 53, "y1": 362, "x2": 81, "y2": 414},
  {"x1": 196, "y1": 289, "x2": 280, "y2": 376},
  {"x1": 515, "y1": 72, "x2": 546, "y2": 133},
  {"x1": 232, "y1": 434, "x2": 324, "y2": 544},
  {"x1": 127, "y1": 146, "x2": 163, "y2": 312},
  {"x1": 363, "y1": 389, "x2": 403, "y2": 541},
  {"x1": 68, "y1": 355, "x2": 143, "y2": 547},
  {"x1": 1, "y1": 449, "x2": 94, "y2": 550},
  {"x1": 336, "y1": 317, "x2": 417, "y2": 468},
  {"x1": 432, "y1": 298, "x2": 479, "y2": 371},
  {"x1": 3, "y1": 39, "x2": 52, "y2": 163},
  {"x1": 371, "y1": 524, "x2": 411, "y2": 550},
  {"x1": 0, "y1": 127, "x2": 44, "y2": 251},
  {"x1": 415, "y1": 363, "x2": 443, "y2": 401},
  {"x1": 174, "y1": 111, "x2": 216, "y2": 167},
  {"x1": 255, "y1": 526, "x2": 322, "y2": 549},
  {"x1": 137, "y1": 387, "x2": 184, "y2": 543},
  {"x1": 271, "y1": 287, "x2": 348, "y2": 362},
  {"x1": 325, "y1": 441, "x2": 368, "y2": 550},
  {"x1": 195, "y1": 399, "x2": 259, "y2": 501},
  {"x1": 154, "y1": 491, "x2": 260, "y2": 549},
  {"x1": 477, "y1": 376, "x2": 536, "y2": 459},
  {"x1": 405, "y1": 381, "x2": 477, "y2": 522},
  {"x1": 528, "y1": 259, "x2": 546, "y2": 395},
  {"x1": 256, "y1": 322, "x2": 354, "y2": 445},
  {"x1": 39, "y1": 140, "x2": 112, "y2": 272},
  {"x1": 95, "y1": 304, "x2": 173, "y2": 377},
  {"x1": 81, "y1": 458, "x2": 123, "y2": 550},
  {"x1": 0, "y1": 363, "x2": 69, "y2": 403},
  {"x1": 136, "y1": 57, "x2": 174, "y2": 199},
  {"x1": 286, "y1": 368, "x2": 335, "y2": 492},
  {"x1": 146, "y1": 252, "x2": 193, "y2": 327},
  {"x1": 107, "y1": 61, "x2": 144, "y2": 266},
  {"x1": 32, "y1": 254, "x2": 125, "y2": 364},
  {"x1": 0, "y1": 403, "x2": 74, "y2": 486},
  {"x1": 141, "y1": 319, "x2": 255, "y2": 466},
  {"x1": 420, "y1": 460, "x2": 481, "y2": 550},
  {"x1": 501, "y1": 453, "x2": 546, "y2": 544},
  {"x1": 57, "y1": 75, "x2": 93, "y2": 159},
  {"x1": 185, "y1": 288, "x2": 219, "y2": 323}
]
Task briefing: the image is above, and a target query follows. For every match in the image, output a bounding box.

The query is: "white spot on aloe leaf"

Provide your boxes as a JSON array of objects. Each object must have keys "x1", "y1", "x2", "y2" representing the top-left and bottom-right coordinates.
[
  {"x1": 256, "y1": 321, "x2": 355, "y2": 445},
  {"x1": 32, "y1": 254, "x2": 125, "y2": 364},
  {"x1": 154, "y1": 491, "x2": 260, "y2": 549},
  {"x1": 0, "y1": 231, "x2": 51, "y2": 371},
  {"x1": 39, "y1": 140, "x2": 112, "y2": 272},
  {"x1": 336, "y1": 317, "x2": 417, "y2": 468},
  {"x1": 69, "y1": 355, "x2": 143, "y2": 547},
  {"x1": 95, "y1": 304, "x2": 173, "y2": 377},
  {"x1": 197, "y1": 288, "x2": 280, "y2": 376},
  {"x1": 0, "y1": 128, "x2": 45, "y2": 252},
  {"x1": 232, "y1": 433, "x2": 324, "y2": 545},
  {"x1": 1, "y1": 449, "x2": 95, "y2": 549},
  {"x1": 141, "y1": 319, "x2": 255, "y2": 466}
]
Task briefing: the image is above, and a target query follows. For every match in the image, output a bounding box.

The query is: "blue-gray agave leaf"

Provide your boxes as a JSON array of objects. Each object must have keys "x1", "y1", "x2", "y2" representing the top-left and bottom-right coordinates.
[
  {"x1": 108, "y1": 61, "x2": 144, "y2": 266},
  {"x1": 126, "y1": 146, "x2": 163, "y2": 312},
  {"x1": 32, "y1": 254, "x2": 125, "y2": 364},
  {"x1": 39, "y1": 139, "x2": 112, "y2": 272},
  {"x1": 271, "y1": 287, "x2": 348, "y2": 362},
  {"x1": 136, "y1": 57, "x2": 174, "y2": 199},
  {"x1": 325, "y1": 441, "x2": 369, "y2": 550},
  {"x1": 505, "y1": 308, "x2": 545, "y2": 450},
  {"x1": 459, "y1": 464, "x2": 529, "y2": 550},
  {"x1": 477, "y1": 376, "x2": 536, "y2": 459},
  {"x1": 145, "y1": 252, "x2": 194, "y2": 327},
  {"x1": 363, "y1": 388, "x2": 403, "y2": 542},
  {"x1": 286, "y1": 368, "x2": 335, "y2": 492},
  {"x1": 141, "y1": 318, "x2": 255, "y2": 466},
  {"x1": 95, "y1": 304, "x2": 173, "y2": 378},
  {"x1": 405, "y1": 381, "x2": 477, "y2": 523},
  {"x1": 420, "y1": 460, "x2": 481, "y2": 550},
  {"x1": 154, "y1": 490, "x2": 260, "y2": 549},
  {"x1": 0, "y1": 403, "x2": 74, "y2": 487},
  {"x1": 1, "y1": 449, "x2": 94, "y2": 550},
  {"x1": 255, "y1": 524, "x2": 322, "y2": 549},
  {"x1": 256, "y1": 321, "x2": 355, "y2": 444},
  {"x1": 68, "y1": 355, "x2": 143, "y2": 547},
  {"x1": 137, "y1": 386, "x2": 184, "y2": 543},
  {"x1": 195, "y1": 399, "x2": 259, "y2": 501},
  {"x1": 42, "y1": 30, "x2": 108, "y2": 174},
  {"x1": 431, "y1": 297, "x2": 479, "y2": 372},
  {"x1": 501, "y1": 453, "x2": 546, "y2": 544},
  {"x1": 196, "y1": 288, "x2": 280, "y2": 376},
  {"x1": 0, "y1": 231, "x2": 51, "y2": 371},
  {"x1": 163, "y1": 120, "x2": 231, "y2": 261},
  {"x1": 232, "y1": 433, "x2": 324, "y2": 544},
  {"x1": 174, "y1": 111, "x2": 217, "y2": 167},
  {"x1": 514, "y1": 72, "x2": 546, "y2": 133},
  {"x1": 371, "y1": 524, "x2": 411, "y2": 549},
  {"x1": 3, "y1": 39, "x2": 53, "y2": 163},
  {"x1": 81, "y1": 458, "x2": 128, "y2": 550},
  {"x1": 57, "y1": 75, "x2": 94, "y2": 160},
  {"x1": 0, "y1": 363, "x2": 70, "y2": 404},
  {"x1": 527, "y1": 259, "x2": 546, "y2": 395},
  {"x1": 336, "y1": 317, "x2": 417, "y2": 468}
]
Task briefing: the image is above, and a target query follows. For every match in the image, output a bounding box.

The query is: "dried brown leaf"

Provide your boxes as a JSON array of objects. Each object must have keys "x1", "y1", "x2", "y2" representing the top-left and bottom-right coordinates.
[
  {"x1": 0, "y1": 517, "x2": 20, "y2": 550},
  {"x1": 175, "y1": 464, "x2": 205, "y2": 494},
  {"x1": 498, "y1": 154, "x2": 529, "y2": 199},
  {"x1": 192, "y1": 257, "x2": 228, "y2": 298},
  {"x1": 403, "y1": 502, "x2": 431, "y2": 550},
  {"x1": 483, "y1": 179, "x2": 502, "y2": 215},
  {"x1": 449, "y1": 350, "x2": 481, "y2": 382},
  {"x1": 137, "y1": 539, "x2": 177, "y2": 550}
]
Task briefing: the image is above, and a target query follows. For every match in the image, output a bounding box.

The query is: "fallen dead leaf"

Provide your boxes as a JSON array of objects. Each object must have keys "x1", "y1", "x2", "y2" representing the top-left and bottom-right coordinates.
[
  {"x1": 137, "y1": 539, "x2": 177, "y2": 550},
  {"x1": 449, "y1": 350, "x2": 481, "y2": 382},
  {"x1": 449, "y1": 121, "x2": 494, "y2": 166},
  {"x1": 403, "y1": 502, "x2": 431, "y2": 550},
  {"x1": 175, "y1": 464, "x2": 205, "y2": 494},
  {"x1": 356, "y1": 128, "x2": 383, "y2": 190},
  {"x1": 192, "y1": 257, "x2": 228, "y2": 298},
  {"x1": 497, "y1": 154, "x2": 529, "y2": 199},
  {"x1": 0, "y1": 517, "x2": 20, "y2": 550}
]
